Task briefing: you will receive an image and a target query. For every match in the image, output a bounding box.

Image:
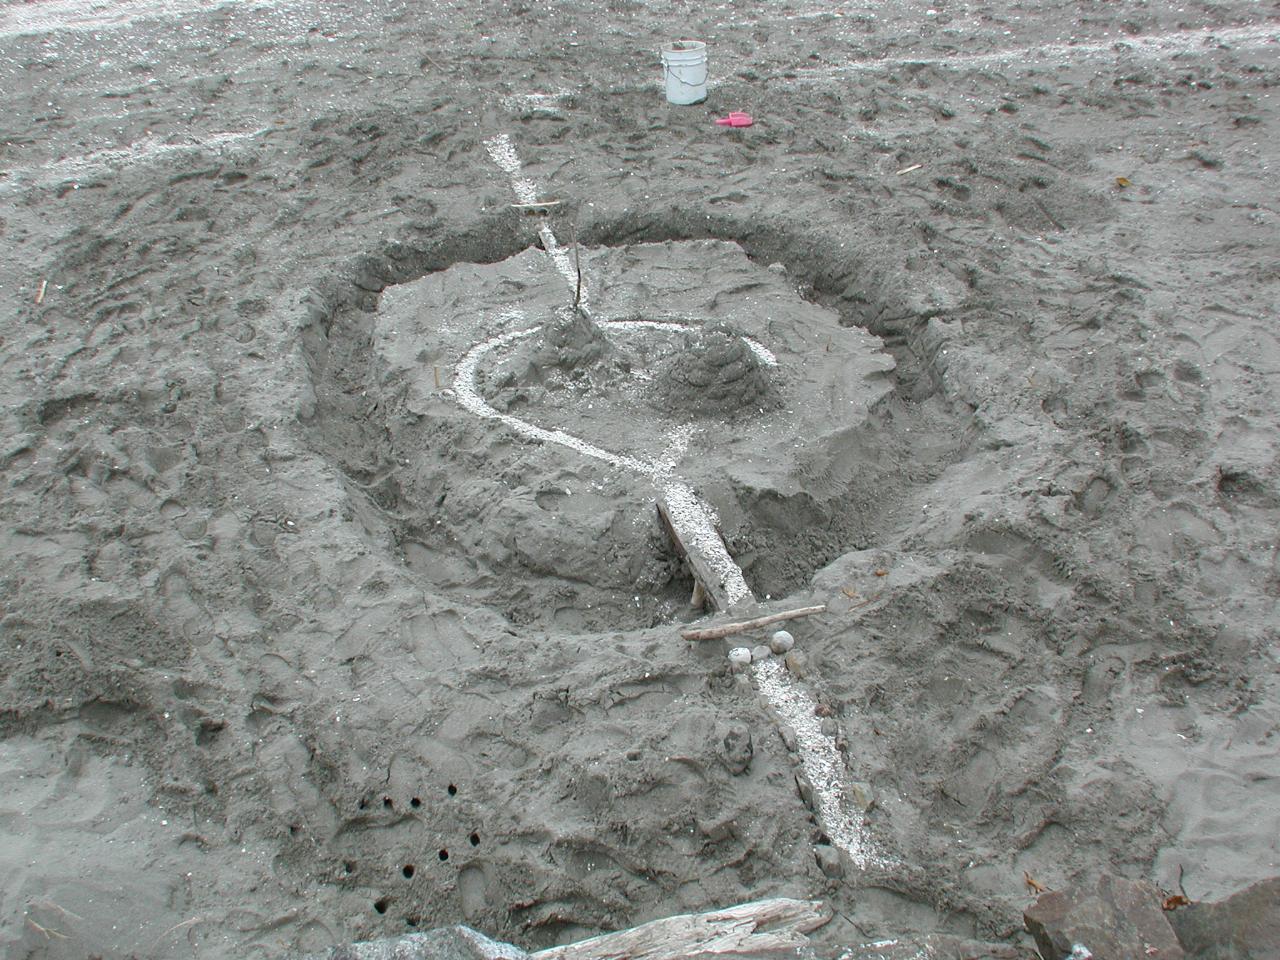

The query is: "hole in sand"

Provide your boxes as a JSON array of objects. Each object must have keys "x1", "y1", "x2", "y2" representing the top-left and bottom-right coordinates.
[
  {"x1": 438, "y1": 848, "x2": 449, "y2": 861},
  {"x1": 410, "y1": 796, "x2": 422, "y2": 808},
  {"x1": 382, "y1": 796, "x2": 393, "y2": 810},
  {"x1": 373, "y1": 897, "x2": 390, "y2": 914},
  {"x1": 402, "y1": 864, "x2": 415, "y2": 878},
  {"x1": 469, "y1": 832, "x2": 480, "y2": 847},
  {"x1": 343, "y1": 860, "x2": 357, "y2": 874},
  {"x1": 446, "y1": 783, "x2": 457, "y2": 796}
]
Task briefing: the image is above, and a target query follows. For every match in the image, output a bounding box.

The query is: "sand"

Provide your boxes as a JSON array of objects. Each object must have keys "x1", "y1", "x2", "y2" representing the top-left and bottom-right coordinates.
[{"x1": 1, "y1": 0, "x2": 1278, "y2": 957}]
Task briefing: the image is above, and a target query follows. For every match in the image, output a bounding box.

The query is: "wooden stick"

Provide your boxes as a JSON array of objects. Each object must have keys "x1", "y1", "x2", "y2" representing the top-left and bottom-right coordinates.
[
  {"x1": 681, "y1": 604, "x2": 826, "y2": 641},
  {"x1": 895, "y1": 163, "x2": 923, "y2": 175},
  {"x1": 531, "y1": 897, "x2": 829, "y2": 960},
  {"x1": 690, "y1": 580, "x2": 706, "y2": 610},
  {"x1": 35, "y1": 279, "x2": 48, "y2": 305},
  {"x1": 510, "y1": 200, "x2": 561, "y2": 209}
]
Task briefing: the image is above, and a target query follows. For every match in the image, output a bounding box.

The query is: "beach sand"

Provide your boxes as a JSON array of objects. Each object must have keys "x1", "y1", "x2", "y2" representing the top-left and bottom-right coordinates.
[{"x1": 1, "y1": 0, "x2": 1278, "y2": 956}]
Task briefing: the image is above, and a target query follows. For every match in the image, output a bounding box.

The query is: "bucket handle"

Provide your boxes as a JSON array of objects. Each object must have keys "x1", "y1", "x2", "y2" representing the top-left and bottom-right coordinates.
[{"x1": 663, "y1": 64, "x2": 707, "y2": 86}]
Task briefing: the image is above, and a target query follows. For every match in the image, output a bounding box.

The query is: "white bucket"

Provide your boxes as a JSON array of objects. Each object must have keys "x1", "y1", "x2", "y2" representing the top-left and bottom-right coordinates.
[{"x1": 661, "y1": 40, "x2": 708, "y2": 105}]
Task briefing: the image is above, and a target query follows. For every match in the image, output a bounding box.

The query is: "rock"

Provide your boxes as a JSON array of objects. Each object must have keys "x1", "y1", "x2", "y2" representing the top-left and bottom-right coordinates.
[
  {"x1": 814, "y1": 844, "x2": 844, "y2": 879},
  {"x1": 785, "y1": 649, "x2": 810, "y2": 678},
  {"x1": 1167, "y1": 876, "x2": 1280, "y2": 960},
  {"x1": 795, "y1": 772, "x2": 815, "y2": 810},
  {"x1": 820, "y1": 717, "x2": 838, "y2": 737},
  {"x1": 1024, "y1": 874, "x2": 1183, "y2": 960},
  {"x1": 770, "y1": 630, "x2": 795, "y2": 654},
  {"x1": 848, "y1": 780, "x2": 874, "y2": 813},
  {"x1": 727, "y1": 646, "x2": 752, "y2": 670},
  {"x1": 720, "y1": 723, "x2": 753, "y2": 775},
  {"x1": 695, "y1": 813, "x2": 737, "y2": 843},
  {"x1": 751, "y1": 644, "x2": 772, "y2": 662},
  {"x1": 778, "y1": 723, "x2": 798, "y2": 752},
  {"x1": 315, "y1": 926, "x2": 527, "y2": 960}
]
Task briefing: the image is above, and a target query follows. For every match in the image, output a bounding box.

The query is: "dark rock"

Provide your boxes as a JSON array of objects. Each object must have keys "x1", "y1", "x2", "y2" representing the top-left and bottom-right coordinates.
[
  {"x1": 1024, "y1": 874, "x2": 1183, "y2": 960},
  {"x1": 1168, "y1": 877, "x2": 1280, "y2": 960},
  {"x1": 814, "y1": 844, "x2": 844, "y2": 879},
  {"x1": 720, "y1": 722, "x2": 753, "y2": 774},
  {"x1": 313, "y1": 926, "x2": 527, "y2": 960}
]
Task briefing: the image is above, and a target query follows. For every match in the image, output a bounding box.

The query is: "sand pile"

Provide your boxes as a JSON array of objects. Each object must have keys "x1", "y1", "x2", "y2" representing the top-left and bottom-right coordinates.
[{"x1": 651, "y1": 322, "x2": 779, "y2": 419}]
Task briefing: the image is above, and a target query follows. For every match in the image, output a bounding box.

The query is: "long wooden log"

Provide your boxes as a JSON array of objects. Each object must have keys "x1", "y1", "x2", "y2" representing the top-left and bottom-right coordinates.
[
  {"x1": 680, "y1": 604, "x2": 827, "y2": 642},
  {"x1": 656, "y1": 498, "x2": 753, "y2": 612},
  {"x1": 530, "y1": 898, "x2": 830, "y2": 960}
]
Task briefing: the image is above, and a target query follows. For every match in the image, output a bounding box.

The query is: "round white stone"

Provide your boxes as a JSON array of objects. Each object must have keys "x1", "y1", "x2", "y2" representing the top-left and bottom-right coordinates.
[
  {"x1": 770, "y1": 629, "x2": 795, "y2": 654},
  {"x1": 727, "y1": 647, "x2": 753, "y2": 667}
]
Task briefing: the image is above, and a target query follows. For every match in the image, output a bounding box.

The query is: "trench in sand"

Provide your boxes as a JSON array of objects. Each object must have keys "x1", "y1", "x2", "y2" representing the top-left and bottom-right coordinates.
[{"x1": 305, "y1": 220, "x2": 963, "y2": 636}]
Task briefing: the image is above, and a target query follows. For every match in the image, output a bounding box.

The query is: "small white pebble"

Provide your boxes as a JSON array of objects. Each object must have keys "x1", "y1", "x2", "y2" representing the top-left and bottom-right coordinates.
[{"x1": 727, "y1": 647, "x2": 752, "y2": 668}]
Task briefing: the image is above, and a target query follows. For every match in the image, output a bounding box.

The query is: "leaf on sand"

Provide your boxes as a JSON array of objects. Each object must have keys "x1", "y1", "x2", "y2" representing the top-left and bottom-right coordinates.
[
  {"x1": 1162, "y1": 894, "x2": 1192, "y2": 911},
  {"x1": 1115, "y1": 176, "x2": 1132, "y2": 188},
  {"x1": 1024, "y1": 870, "x2": 1048, "y2": 895}
]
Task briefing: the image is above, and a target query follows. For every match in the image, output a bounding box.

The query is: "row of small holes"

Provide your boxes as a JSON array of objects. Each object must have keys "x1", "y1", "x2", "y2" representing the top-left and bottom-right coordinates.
[
  {"x1": 374, "y1": 784, "x2": 469, "y2": 911},
  {"x1": 362, "y1": 783, "x2": 459, "y2": 812}
]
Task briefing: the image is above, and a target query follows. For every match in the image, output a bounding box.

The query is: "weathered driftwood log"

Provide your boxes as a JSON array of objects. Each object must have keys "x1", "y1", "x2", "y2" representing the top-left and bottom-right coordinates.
[
  {"x1": 680, "y1": 605, "x2": 827, "y2": 642},
  {"x1": 530, "y1": 898, "x2": 830, "y2": 960},
  {"x1": 656, "y1": 498, "x2": 754, "y2": 612}
]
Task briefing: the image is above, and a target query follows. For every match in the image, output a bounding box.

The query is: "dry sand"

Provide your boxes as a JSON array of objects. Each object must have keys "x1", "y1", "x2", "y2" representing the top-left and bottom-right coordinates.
[{"x1": 2, "y1": 0, "x2": 1278, "y2": 957}]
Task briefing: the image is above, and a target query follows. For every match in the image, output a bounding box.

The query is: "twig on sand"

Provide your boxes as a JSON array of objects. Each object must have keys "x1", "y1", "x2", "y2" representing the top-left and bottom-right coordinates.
[
  {"x1": 510, "y1": 200, "x2": 561, "y2": 210},
  {"x1": 895, "y1": 163, "x2": 923, "y2": 175},
  {"x1": 681, "y1": 604, "x2": 826, "y2": 641},
  {"x1": 153, "y1": 916, "x2": 203, "y2": 948},
  {"x1": 25, "y1": 917, "x2": 69, "y2": 941},
  {"x1": 33, "y1": 900, "x2": 84, "y2": 923},
  {"x1": 35, "y1": 279, "x2": 47, "y2": 305}
]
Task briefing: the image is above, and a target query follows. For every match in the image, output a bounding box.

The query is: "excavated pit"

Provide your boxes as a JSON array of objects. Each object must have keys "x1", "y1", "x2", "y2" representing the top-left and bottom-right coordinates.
[{"x1": 303, "y1": 220, "x2": 969, "y2": 632}]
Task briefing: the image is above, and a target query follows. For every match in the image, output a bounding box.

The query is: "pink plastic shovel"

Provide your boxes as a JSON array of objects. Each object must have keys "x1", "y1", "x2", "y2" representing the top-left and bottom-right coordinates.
[{"x1": 715, "y1": 112, "x2": 754, "y2": 127}]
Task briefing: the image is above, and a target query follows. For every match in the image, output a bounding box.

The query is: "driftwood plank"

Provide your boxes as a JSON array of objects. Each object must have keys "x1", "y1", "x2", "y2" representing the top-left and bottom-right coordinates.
[
  {"x1": 656, "y1": 497, "x2": 754, "y2": 612},
  {"x1": 530, "y1": 898, "x2": 830, "y2": 960}
]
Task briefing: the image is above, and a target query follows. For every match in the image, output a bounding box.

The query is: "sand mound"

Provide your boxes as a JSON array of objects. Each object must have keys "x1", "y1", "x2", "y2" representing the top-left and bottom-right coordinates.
[
  {"x1": 533, "y1": 305, "x2": 611, "y2": 373},
  {"x1": 651, "y1": 322, "x2": 779, "y2": 419}
]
